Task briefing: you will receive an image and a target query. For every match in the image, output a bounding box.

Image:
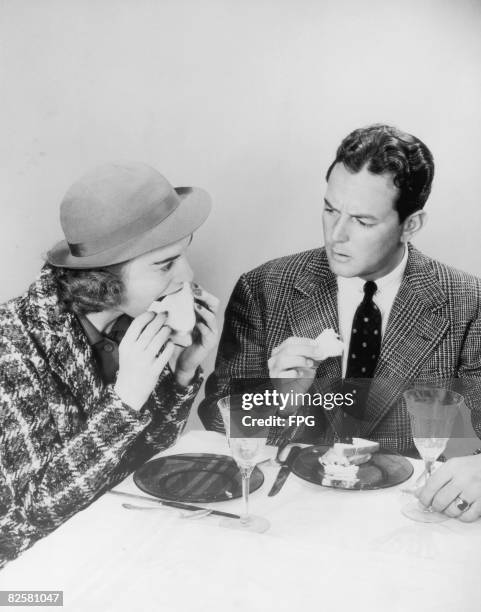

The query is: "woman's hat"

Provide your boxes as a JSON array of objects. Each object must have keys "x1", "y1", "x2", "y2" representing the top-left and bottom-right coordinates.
[{"x1": 47, "y1": 162, "x2": 211, "y2": 268}]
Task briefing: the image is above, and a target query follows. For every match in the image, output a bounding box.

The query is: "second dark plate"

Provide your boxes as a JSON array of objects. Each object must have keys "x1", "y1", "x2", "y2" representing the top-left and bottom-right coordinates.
[{"x1": 292, "y1": 445, "x2": 414, "y2": 490}]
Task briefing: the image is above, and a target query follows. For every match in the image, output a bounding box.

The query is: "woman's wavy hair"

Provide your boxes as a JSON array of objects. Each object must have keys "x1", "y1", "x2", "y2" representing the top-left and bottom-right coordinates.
[
  {"x1": 325, "y1": 124, "x2": 435, "y2": 222},
  {"x1": 47, "y1": 262, "x2": 125, "y2": 316}
]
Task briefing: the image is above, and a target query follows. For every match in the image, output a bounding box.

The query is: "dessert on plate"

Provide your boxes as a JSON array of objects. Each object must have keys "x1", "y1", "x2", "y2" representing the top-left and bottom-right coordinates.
[{"x1": 319, "y1": 438, "x2": 380, "y2": 488}]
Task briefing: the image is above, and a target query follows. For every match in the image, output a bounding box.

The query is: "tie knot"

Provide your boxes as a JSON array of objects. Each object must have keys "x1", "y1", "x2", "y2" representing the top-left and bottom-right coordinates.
[{"x1": 363, "y1": 280, "x2": 378, "y2": 300}]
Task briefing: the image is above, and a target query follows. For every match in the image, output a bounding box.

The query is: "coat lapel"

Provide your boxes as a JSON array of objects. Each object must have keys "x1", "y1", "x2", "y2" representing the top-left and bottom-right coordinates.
[
  {"x1": 285, "y1": 249, "x2": 343, "y2": 437},
  {"x1": 362, "y1": 245, "x2": 450, "y2": 435},
  {"x1": 27, "y1": 267, "x2": 104, "y2": 417}
]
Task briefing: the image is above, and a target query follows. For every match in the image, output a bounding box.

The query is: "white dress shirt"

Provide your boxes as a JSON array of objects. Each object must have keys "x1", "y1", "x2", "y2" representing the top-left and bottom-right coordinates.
[{"x1": 337, "y1": 246, "x2": 408, "y2": 376}]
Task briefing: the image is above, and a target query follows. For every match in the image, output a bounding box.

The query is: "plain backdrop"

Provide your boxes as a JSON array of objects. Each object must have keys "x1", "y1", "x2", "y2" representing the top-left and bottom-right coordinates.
[{"x1": 1, "y1": 0, "x2": 481, "y2": 433}]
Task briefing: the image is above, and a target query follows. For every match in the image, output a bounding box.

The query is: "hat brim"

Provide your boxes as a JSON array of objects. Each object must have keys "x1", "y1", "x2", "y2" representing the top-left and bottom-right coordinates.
[{"x1": 46, "y1": 187, "x2": 211, "y2": 268}]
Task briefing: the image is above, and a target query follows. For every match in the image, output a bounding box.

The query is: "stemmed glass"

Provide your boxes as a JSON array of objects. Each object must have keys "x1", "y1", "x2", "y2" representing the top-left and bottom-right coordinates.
[
  {"x1": 218, "y1": 396, "x2": 272, "y2": 533},
  {"x1": 402, "y1": 387, "x2": 464, "y2": 523}
]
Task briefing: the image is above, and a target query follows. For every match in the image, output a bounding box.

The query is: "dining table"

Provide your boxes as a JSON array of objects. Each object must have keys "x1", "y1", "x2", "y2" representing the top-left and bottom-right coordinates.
[{"x1": 1, "y1": 430, "x2": 480, "y2": 612}]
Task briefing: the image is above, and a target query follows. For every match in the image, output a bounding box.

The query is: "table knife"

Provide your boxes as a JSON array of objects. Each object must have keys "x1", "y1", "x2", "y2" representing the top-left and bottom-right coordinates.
[
  {"x1": 268, "y1": 446, "x2": 302, "y2": 496},
  {"x1": 108, "y1": 489, "x2": 241, "y2": 519}
]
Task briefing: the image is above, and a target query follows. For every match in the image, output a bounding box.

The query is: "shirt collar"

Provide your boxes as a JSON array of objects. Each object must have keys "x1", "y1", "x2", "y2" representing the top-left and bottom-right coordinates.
[
  {"x1": 76, "y1": 314, "x2": 103, "y2": 346},
  {"x1": 76, "y1": 313, "x2": 132, "y2": 346},
  {"x1": 337, "y1": 244, "x2": 408, "y2": 294}
]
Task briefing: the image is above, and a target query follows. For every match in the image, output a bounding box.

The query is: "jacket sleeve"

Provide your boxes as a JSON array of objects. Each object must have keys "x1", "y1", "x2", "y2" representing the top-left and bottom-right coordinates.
[
  {"x1": 197, "y1": 273, "x2": 269, "y2": 433},
  {"x1": 457, "y1": 307, "x2": 481, "y2": 439},
  {"x1": 104, "y1": 367, "x2": 203, "y2": 485},
  {"x1": 0, "y1": 349, "x2": 201, "y2": 568}
]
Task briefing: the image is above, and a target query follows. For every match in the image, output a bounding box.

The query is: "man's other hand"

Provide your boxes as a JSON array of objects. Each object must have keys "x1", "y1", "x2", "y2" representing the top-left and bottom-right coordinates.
[{"x1": 416, "y1": 454, "x2": 481, "y2": 522}]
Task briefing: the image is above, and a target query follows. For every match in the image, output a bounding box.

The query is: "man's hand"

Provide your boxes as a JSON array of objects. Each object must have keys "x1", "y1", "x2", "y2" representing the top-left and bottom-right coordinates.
[
  {"x1": 416, "y1": 454, "x2": 481, "y2": 522},
  {"x1": 174, "y1": 285, "x2": 219, "y2": 387},
  {"x1": 115, "y1": 312, "x2": 174, "y2": 411},
  {"x1": 268, "y1": 337, "x2": 324, "y2": 411}
]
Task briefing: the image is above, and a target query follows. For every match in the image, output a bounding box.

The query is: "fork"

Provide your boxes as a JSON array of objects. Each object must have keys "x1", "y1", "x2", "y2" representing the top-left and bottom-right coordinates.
[{"x1": 121, "y1": 502, "x2": 212, "y2": 519}]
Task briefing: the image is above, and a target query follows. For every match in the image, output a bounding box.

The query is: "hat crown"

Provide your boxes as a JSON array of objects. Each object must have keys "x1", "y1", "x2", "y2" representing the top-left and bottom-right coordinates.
[{"x1": 60, "y1": 162, "x2": 179, "y2": 243}]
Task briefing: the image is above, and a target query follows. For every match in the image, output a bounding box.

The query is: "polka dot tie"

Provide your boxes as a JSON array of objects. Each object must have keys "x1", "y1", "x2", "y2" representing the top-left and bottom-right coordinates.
[
  {"x1": 341, "y1": 281, "x2": 381, "y2": 440},
  {"x1": 345, "y1": 280, "x2": 381, "y2": 379}
]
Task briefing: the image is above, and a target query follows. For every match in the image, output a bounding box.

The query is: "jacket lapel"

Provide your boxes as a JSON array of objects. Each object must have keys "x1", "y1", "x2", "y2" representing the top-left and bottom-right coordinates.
[
  {"x1": 286, "y1": 249, "x2": 343, "y2": 436},
  {"x1": 362, "y1": 245, "x2": 450, "y2": 435},
  {"x1": 27, "y1": 267, "x2": 104, "y2": 417}
]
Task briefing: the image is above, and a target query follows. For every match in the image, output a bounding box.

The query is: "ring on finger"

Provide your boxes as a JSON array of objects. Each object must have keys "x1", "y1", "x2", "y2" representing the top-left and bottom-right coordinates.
[{"x1": 454, "y1": 496, "x2": 471, "y2": 512}]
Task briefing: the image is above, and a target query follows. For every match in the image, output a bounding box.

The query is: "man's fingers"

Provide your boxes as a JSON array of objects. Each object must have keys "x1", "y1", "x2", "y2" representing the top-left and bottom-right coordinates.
[
  {"x1": 271, "y1": 337, "x2": 318, "y2": 355},
  {"x1": 458, "y1": 499, "x2": 481, "y2": 522},
  {"x1": 269, "y1": 354, "x2": 315, "y2": 372},
  {"x1": 417, "y1": 465, "x2": 453, "y2": 508},
  {"x1": 271, "y1": 344, "x2": 320, "y2": 363},
  {"x1": 430, "y1": 481, "x2": 462, "y2": 513},
  {"x1": 122, "y1": 311, "x2": 157, "y2": 343},
  {"x1": 278, "y1": 369, "x2": 301, "y2": 379}
]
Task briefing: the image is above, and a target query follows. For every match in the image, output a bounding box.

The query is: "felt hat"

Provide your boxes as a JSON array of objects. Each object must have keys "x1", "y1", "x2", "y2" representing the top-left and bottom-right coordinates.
[{"x1": 47, "y1": 162, "x2": 211, "y2": 268}]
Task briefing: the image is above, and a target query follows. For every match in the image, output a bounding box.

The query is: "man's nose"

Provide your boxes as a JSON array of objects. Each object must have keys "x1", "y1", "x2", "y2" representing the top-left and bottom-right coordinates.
[
  {"x1": 174, "y1": 256, "x2": 194, "y2": 284},
  {"x1": 331, "y1": 214, "x2": 349, "y2": 243}
]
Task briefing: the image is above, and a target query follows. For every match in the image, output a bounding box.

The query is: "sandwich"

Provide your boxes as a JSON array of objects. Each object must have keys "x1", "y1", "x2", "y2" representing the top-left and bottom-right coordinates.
[
  {"x1": 148, "y1": 281, "x2": 196, "y2": 347},
  {"x1": 314, "y1": 328, "x2": 345, "y2": 360},
  {"x1": 319, "y1": 438, "x2": 380, "y2": 488}
]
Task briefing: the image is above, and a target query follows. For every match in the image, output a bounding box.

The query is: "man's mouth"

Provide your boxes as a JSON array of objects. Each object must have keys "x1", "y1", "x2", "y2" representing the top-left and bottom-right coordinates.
[{"x1": 331, "y1": 249, "x2": 351, "y2": 261}]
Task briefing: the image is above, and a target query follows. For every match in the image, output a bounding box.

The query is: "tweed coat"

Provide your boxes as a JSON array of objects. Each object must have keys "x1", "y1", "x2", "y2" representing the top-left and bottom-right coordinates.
[
  {"x1": 0, "y1": 266, "x2": 202, "y2": 568},
  {"x1": 198, "y1": 244, "x2": 481, "y2": 450}
]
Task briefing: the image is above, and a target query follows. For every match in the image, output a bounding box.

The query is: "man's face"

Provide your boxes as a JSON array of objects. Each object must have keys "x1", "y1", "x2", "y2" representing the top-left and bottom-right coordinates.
[
  {"x1": 323, "y1": 163, "x2": 405, "y2": 280},
  {"x1": 118, "y1": 236, "x2": 193, "y2": 317}
]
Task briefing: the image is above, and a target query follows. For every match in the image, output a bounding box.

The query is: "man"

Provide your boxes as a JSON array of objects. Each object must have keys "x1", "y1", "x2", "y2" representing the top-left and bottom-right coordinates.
[
  {"x1": 0, "y1": 162, "x2": 219, "y2": 567},
  {"x1": 199, "y1": 124, "x2": 481, "y2": 521}
]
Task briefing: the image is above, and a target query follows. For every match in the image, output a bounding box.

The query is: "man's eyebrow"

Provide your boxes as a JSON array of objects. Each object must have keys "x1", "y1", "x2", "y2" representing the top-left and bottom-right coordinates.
[{"x1": 323, "y1": 198, "x2": 378, "y2": 221}]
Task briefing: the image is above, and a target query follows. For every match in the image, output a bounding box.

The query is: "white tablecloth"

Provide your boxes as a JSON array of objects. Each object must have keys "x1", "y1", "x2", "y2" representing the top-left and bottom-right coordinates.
[{"x1": 1, "y1": 431, "x2": 480, "y2": 612}]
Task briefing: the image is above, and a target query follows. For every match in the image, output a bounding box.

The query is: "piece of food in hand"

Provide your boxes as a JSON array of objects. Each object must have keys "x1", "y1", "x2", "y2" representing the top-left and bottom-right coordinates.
[
  {"x1": 314, "y1": 328, "x2": 345, "y2": 360},
  {"x1": 148, "y1": 282, "x2": 196, "y2": 347}
]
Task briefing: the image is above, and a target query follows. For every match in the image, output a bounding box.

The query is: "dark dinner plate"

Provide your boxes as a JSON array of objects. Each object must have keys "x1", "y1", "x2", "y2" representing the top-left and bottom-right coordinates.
[
  {"x1": 292, "y1": 445, "x2": 414, "y2": 490},
  {"x1": 134, "y1": 453, "x2": 264, "y2": 503}
]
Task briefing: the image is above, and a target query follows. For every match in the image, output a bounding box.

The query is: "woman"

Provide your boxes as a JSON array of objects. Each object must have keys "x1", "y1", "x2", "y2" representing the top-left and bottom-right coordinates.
[{"x1": 0, "y1": 162, "x2": 218, "y2": 567}]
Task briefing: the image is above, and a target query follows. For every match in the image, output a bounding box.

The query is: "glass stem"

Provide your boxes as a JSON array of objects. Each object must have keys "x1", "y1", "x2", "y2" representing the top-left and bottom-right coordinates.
[
  {"x1": 241, "y1": 467, "x2": 251, "y2": 525},
  {"x1": 423, "y1": 459, "x2": 435, "y2": 513},
  {"x1": 424, "y1": 459, "x2": 434, "y2": 479}
]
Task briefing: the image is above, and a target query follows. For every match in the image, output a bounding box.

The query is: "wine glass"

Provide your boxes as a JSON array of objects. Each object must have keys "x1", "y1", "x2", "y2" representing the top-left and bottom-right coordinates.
[
  {"x1": 218, "y1": 396, "x2": 272, "y2": 533},
  {"x1": 401, "y1": 387, "x2": 464, "y2": 523}
]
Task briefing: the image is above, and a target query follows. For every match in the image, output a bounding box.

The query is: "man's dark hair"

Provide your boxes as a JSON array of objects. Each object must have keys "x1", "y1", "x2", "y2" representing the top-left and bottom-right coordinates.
[
  {"x1": 47, "y1": 262, "x2": 125, "y2": 316},
  {"x1": 325, "y1": 124, "x2": 435, "y2": 222}
]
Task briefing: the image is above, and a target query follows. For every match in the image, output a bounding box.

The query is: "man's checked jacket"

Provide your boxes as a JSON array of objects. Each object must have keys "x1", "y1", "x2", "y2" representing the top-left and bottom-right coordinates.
[
  {"x1": 0, "y1": 266, "x2": 201, "y2": 568},
  {"x1": 198, "y1": 244, "x2": 481, "y2": 450}
]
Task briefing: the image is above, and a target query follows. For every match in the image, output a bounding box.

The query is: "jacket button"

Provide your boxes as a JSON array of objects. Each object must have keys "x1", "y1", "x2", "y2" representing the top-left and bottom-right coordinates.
[{"x1": 103, "y1": 343, "x2": 114, "y2": 353}]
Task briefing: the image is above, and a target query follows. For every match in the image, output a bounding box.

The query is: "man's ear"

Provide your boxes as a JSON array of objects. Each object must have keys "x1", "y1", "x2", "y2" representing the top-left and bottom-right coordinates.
[{"x1": 401, "y1": 210, "x2": 426, "y2": 242}]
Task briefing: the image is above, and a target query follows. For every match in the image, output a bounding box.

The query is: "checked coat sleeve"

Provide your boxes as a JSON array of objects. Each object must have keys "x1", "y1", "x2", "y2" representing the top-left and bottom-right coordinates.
[
  {"x1": 0, "y1": 335, "x2": 201, "y2": 569},
  {"x1": 198, "y1": 273, "x2": 269, "y2": 433}
]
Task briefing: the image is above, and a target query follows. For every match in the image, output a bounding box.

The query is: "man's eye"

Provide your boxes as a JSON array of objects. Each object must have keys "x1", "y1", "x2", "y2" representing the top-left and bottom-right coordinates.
[
  {"x1": 354, "y1": 218, "x2": 373, "y2": 227},
  {"x1": 324, "y1": 207, "x2": 336, "y2": 215}
]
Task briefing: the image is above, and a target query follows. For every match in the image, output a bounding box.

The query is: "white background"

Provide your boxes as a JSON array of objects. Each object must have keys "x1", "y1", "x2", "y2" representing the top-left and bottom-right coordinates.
[{"x1": 1, "y1": 0, "x2": 480, "y2": 428}]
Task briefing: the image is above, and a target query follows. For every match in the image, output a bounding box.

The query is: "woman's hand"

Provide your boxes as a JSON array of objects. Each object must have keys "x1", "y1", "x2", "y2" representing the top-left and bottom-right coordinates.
[
  {"x1": 174, "y1": 285, "x2": 220, "y2": 387},
  {"x1": 115, "y1": 312, "x2": 174, "y2": 410}
]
